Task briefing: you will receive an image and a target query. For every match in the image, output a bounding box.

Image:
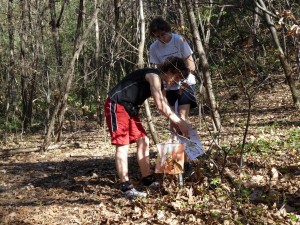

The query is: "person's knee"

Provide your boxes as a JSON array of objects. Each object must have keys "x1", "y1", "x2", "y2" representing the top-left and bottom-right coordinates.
[
  {"x1": 178, "y1": 105, "x2": 190, "y2": 120},
  {"x1": 136, "y1": 136, "x2": 149, "y2": 146}
]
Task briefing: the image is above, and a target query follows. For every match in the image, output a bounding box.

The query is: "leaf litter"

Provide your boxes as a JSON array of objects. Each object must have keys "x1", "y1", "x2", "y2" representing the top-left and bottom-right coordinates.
[{"x1": 0, "y1": 83, "x2": 299, "y2": 225}]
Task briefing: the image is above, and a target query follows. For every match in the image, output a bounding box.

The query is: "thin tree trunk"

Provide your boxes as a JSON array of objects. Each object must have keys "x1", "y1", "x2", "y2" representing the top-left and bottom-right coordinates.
[
  {"x1": 253, "y1": 5, "x2": 260, "y2": 62},
  {"x1": 162, "y1": 0, "x2": 168, "y2": 18},
  {"x1": 137, "y1": 0, "x2": 160, "y2": 144},
  {"x1": 4, "y1": 0, "x2": 16, "y2": 144},
  {"x1": 256, "y1": 0, "x2": 300, "y2": 108},
  {"x1": 20, "y1": 0, "x2": 36, "y2": 131},
  {"x1": 20, "y1": 0, "x2": 29, "y2": 130},
  {"x1": 42, "y1": 6, "x2": 101, "y2": 151},
  {"x1": 185, "y1": 0, "x2": 222, "y2": 132},
  {"x1": 37, "y1": 1, "x2": 51, "y2": 135},
  {"x1": 175, "y1": 0, "x2": 184, "y2": 30},
  {"x1": 76, "y1": 0, "x2": 89, "y2": 112},
  {"x1": 49, "y1": 0, "x2": 66, "y2": 141},
  {"x1": 49, "y1": 0, "x2": 63, "y2": 67},
  {"x1": 94, "y1": 0, "x2": 102, "y2": 125}
]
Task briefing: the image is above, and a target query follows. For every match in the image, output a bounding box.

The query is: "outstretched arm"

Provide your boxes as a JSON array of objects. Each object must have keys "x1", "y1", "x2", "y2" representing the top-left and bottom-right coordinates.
[{"x1": 145, "y1": 73, "x2": 190, "y2": 137}]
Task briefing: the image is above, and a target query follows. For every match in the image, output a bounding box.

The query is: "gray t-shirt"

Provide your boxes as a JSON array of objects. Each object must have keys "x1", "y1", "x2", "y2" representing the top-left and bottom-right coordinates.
[{"x1": 150, "y1": 33, "x2": 196, "y2": 90}]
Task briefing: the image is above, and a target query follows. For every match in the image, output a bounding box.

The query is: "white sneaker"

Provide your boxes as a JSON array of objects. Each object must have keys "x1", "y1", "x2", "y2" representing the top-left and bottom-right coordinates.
[{"x1": 122, "y1": 188, "x2": 147, "y2": 199}]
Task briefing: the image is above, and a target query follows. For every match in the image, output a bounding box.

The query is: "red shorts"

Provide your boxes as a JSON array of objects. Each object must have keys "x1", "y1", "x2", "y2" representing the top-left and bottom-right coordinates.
[{"x1": 104, "y1": 98, "x2": 147, "y2": 145}]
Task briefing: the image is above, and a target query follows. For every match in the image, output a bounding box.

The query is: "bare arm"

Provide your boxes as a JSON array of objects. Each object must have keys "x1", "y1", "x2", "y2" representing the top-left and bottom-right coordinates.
[
  {"x1": 145, "y1": 73, "x2": 190, "y2": 136},
  {"x1": 184, "y1": 55, "x2": 195, "y2": 73}
]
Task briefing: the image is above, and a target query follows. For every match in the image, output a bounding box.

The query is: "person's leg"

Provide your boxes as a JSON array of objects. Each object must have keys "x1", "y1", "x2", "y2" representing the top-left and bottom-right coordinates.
[
  {"x1": 166, "y1": 90, "x2": 179, "y2": 133},
  {"x1": 136, "y1": 136, "x2": 159, "y2": 188},
  {"x1": 177, "y1": 85, "x2": 196, "y2": 173},
  {"x1": 105, "y1": 100, "x2": 148, "y2": 197},
  {"x1": 169, "y1": 105, "x2": 177, "y2": 132},
  {"x1": 177, "y1": 84, "x2": 197, "y2": 122},
  {"x1": 177, "y1": 104, "x2": 190, "y2": 121},
  {"x1": 116, "y1": 143, "x2": 148, "y2": 198},
  {"x1": 136, "y1": 136, "x2": 151, "y2": 178},
  {"x1": 115, "y1": 144, "x2": 130, "y2": 182}
]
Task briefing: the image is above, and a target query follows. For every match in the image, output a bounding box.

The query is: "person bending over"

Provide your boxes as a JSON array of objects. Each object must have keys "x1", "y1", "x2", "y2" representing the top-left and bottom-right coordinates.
[{"x1": 104, "y1": 56, "x2": 191, "y2": 198}]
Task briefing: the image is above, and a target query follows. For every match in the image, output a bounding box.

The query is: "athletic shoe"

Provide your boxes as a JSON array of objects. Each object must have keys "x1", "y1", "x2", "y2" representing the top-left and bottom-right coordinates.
[
  {"x1": 122, "y1": 188, "x2": 147, "y2": 199},
  {"x1": 142, "y1": 174, "x2": 160, "y2": 190},
  {"x1": 120, "y1": 181, "x2": 147, "y2": 199}
]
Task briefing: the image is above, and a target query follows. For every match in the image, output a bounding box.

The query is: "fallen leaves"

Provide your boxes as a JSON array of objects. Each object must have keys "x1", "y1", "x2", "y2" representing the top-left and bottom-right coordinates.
[{"x1": 0, "y1": 84, "x2": 299, "y2": 225}]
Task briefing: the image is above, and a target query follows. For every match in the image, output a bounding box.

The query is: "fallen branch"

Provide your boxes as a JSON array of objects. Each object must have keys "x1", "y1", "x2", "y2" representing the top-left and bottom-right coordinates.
[{"x1": 0, "y1": 142, "x2": 76, "y2": 157}]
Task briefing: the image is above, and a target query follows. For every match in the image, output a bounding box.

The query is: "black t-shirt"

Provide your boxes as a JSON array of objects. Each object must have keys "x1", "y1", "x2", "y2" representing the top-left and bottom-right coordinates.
[{"x1": 108, "y1": 68, "x2": 161, "y2": 106}]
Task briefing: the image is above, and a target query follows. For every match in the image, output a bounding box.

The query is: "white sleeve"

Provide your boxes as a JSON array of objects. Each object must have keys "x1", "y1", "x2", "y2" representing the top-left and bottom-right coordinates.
[
  {"x1": 150, "y1": 43, "x2": 160, "y2": 64},
  {"x1": 176, "y1": 35, "x2": 193, "y2": 59}
]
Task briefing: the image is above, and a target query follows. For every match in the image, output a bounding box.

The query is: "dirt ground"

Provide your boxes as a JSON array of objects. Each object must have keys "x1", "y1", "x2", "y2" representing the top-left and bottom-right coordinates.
[{"x1": 0, "y1": 81, "x2": 299, "y2": 225}]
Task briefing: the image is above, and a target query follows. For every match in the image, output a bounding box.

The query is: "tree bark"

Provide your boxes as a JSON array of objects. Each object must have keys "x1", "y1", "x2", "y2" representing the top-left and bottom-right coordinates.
[
  {"x1": 256, "y1": 0, "x2": 300, "y2": 109},
  {"x1": 42, "y1": 6, "x2": 101, "y2": 151},
  {"x1": 76, "y1": 0, "x2": 89, "y2": 113},
  {"x1": 175, "y1": 0, "x2": 185, "y2": 30},
  {"x1": 94, "y1": 0, "x2": 102, "y2": 125},
  {"x1": 137, "y1": 0, "x2": 160, "y2": 144},
  {"x1": 20, "y1": 0, "x2": 37, "y2": 131},
  {"x1": 4, "y1": 0, "x2": 16, "y2": 144},
  {"x1": 184, "y1": 0, "x2": 222, "y2": 132},
  {"x1": 49, "y1": 0, "x2": 63, "y2": 67}
]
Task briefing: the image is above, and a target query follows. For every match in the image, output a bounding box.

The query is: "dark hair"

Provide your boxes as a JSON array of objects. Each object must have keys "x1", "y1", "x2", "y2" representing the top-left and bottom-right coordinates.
[
  {"x1": 149, "y1": 17, "x2": 171, "y2": 36},
  {"x1": 160, "y1": 57, "x2": 189, "y2": 79}
]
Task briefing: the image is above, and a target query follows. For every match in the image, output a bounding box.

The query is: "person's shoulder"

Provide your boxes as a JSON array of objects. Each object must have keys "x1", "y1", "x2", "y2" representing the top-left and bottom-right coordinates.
[
  {"x1": 135, "y1": 67, "x2": 159, "y2": 74},
  {"x1": 144, "y1": 68, "x2": 160, "y2": 74},
  {"x1": 173, "y1": 33, "x2": 187, "y2": 43},
  {"x1": 150, "y1": 40, "x2": 159, "y2": 49}
]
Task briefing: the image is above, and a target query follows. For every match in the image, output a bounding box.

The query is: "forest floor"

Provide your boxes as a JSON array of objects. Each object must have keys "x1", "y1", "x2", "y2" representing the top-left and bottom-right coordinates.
[{"x1": 0, "y1": 78, "x2": 300, "y2": 225}]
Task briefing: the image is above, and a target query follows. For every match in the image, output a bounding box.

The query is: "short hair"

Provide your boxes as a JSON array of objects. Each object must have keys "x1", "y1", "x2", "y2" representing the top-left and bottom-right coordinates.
[
  {"x1": 160, "y1": 57, "x2": 189, "y2": 79},
  {"x1": 149, "y1": 17, "x2": 171, "y2": 37}
]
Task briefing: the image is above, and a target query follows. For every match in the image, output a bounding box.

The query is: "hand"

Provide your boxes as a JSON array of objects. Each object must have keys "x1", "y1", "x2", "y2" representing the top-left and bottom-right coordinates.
[{"x1": 177, "y1": 119, "x2": 191, "y2": 138}]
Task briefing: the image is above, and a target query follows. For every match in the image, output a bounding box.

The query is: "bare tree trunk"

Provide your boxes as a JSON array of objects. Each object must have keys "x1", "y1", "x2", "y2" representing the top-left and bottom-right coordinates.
[
  {"x1": 76, "y1": 0, "x2": 89, "y2": 113},
  {"x1": 196, "y1": 0, "x2": 213, "y2": 49},
  {"x1": 137, "y1": 0, "x2": 159, "y2": 144},
  {"x1": 113, "y1": 0, "x2": 122, "y2": 52},
  {"x1": 49, "y1": 0, "x2": 67, "y2": 141},
  {"x1": 185, "y1": 0, "x2": 222, "y2": 132},
  {"x1": 175, "y1": 0, "x2": 184, "y2": 30},
  {"x1": 49, "y1": 0, "x2": 63, "y2": 67},
  {"x1": 36, "y1": 1, "x2": 52, "y2": 135},
  {"x1": 4, "y1": 0, "x2": 16, "y2": 144},
  {"x1": 162, "y1": 0, "x2": 168, "y2": 18},
  {"x1": 192, "y1": 0, "x2": 214, "y2": 128},
  {"x1": 94, "y1": 0, "x2": 102, "y2": 125},
  {"x1": 42, "y1": 6, "x2": 101, "y2": 151},
  {"x1": 256, "y1": 0, "x2": 300, "y2": 109},
  {"x1": 20, "y1": 0, "x2": 29, "y2": 130},
  {"x1": 253, "y1": 5, "x2": 260, "y2": 62},
  {"x1": 137, "y1": 0, "x2": 145, "y2": 69},
  {"x1": 20, "y1": 0, "x2": 37, "y2": 131}
]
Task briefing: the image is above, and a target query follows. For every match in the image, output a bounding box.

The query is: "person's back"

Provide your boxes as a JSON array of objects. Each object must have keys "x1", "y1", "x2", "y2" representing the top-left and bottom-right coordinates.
[{"x1": 108, "y1": 68, "x2": 160, "y2": 106}]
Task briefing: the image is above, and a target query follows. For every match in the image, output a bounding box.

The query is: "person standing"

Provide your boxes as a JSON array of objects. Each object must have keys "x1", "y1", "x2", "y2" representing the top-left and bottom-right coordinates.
[
  {"x1": 149, "y1": 17, "x2": 197, "y2": 134},
  {"x1": 104, "y1": 57, "x2": 191, "y2": 198}
]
